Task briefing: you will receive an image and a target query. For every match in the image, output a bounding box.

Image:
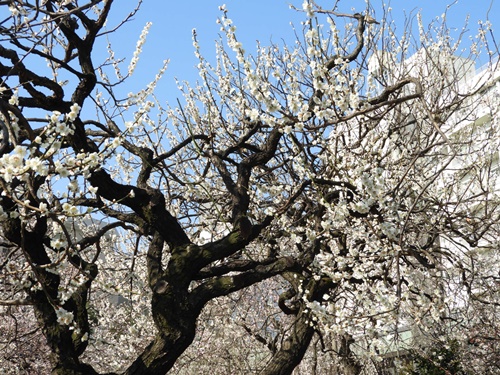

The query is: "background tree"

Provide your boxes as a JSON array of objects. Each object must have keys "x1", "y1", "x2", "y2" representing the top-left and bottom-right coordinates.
[
  {"x1": 0, "y1": 1, "x2": 499, "y2": 374},
  {"x1": 402, "y1": 339, "x2": 468, "y2": 375}
]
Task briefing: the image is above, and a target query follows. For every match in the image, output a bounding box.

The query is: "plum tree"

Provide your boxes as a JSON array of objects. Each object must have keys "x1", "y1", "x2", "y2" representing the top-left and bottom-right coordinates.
[{"x1": 0, "y1": 1, "x2": 499, "y2": 374}]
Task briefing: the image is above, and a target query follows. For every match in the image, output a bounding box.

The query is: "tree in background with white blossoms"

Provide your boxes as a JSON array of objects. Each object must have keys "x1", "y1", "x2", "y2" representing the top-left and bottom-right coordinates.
[{"x1": 0, "y1": 0, "x2": 499, "y2": 374}]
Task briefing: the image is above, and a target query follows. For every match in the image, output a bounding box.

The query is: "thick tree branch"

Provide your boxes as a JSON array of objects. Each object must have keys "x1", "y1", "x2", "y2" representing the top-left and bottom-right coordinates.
[{"x1": 190, "y1": 256, "x2": 299, "y2": 308}]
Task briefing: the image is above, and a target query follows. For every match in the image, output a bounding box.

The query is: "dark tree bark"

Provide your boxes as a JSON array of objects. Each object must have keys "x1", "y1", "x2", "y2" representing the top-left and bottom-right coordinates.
[{"x1": 260, "y1": 309, "x2": 316, "y2": 375}]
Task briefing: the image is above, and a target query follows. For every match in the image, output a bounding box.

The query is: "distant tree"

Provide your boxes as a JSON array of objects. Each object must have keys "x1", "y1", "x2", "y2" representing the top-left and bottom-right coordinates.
[
  {"x1": 0, "y1": 1, "x2": 499, "y2": 374},
  {"x1": 402, "y1": 339, "x2": 468, "y2": 375}
]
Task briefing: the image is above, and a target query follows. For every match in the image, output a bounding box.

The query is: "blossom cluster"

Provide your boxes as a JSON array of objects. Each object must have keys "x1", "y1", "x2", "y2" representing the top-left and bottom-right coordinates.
[
  {"x1": 55, "y1": 307, "x2": 74, "y2": 326},
  {"x1": 128, "y1": 22, "x2": 152, "y2": 75}
]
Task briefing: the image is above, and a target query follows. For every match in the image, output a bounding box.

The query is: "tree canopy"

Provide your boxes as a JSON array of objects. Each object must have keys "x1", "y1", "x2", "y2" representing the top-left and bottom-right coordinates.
[{"x1": 0, "y1": 1, "x2": 499, "y2": 374}]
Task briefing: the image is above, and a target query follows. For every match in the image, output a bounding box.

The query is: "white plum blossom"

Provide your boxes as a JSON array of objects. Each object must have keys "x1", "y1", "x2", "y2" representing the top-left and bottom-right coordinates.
[
  {"x1": 62, "y1": 202, "x2": 79, "y2": 216},
  {"x1": 0, "y1": 146, "x2": 27, "y2": 182},
  {"x1": 67, "y1": 103, "x2": 81, "y2": 122},
  {"x1": 50, "y1": 237, "x2": 67, "y2": 249},
  {"x1": 55, "y1": 307, "x2": 74, "y2": 326},
  {"x1": 38, "y1": 202, "x2": 48, "y2": 215},
  {"x1": 25, "y1": 157, "x2": 49, "y2": 176},
  {"x1": 350, "y1": 199, "x2": 370, "y2": 214},
  {"x1": 302, "y1": 0, "x2": 314, "y2": 18},
  {"x1": 8, "y1": 89, "x2": 19, "y2": 105},
  {"x1": 50, "y1": 111, "x2": 62, "y2": 124}
]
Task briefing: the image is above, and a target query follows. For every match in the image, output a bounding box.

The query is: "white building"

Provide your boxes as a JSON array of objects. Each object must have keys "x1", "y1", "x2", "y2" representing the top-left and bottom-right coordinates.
[{"x1": 364, "y1": 49, "x2": 500, "y2": 373}]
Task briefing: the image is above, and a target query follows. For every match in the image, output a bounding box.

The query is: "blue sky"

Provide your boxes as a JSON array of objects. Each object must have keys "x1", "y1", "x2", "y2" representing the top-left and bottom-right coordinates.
[{"x1": 103, "y1": 0, "x2": 499, "y2": 105}]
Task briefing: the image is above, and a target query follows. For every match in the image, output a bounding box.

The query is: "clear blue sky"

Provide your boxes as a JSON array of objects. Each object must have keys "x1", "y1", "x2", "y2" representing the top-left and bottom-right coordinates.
[{"x1": 103, "y1": 0, "x2": 499, "y2": 105}]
